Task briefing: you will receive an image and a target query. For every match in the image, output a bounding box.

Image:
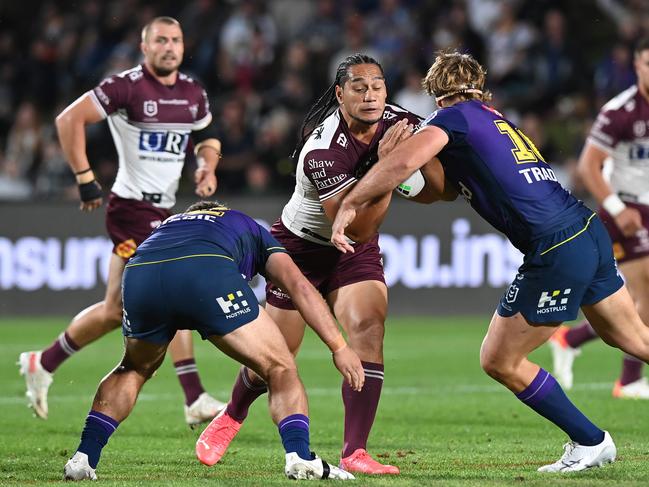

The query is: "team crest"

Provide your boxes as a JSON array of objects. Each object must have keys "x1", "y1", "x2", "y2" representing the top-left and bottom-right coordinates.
[
  {"x1": 143, "y1": 100, "x2": 158, "y2": 117},
  {"x1": 505, "y1": 283, "x2": 519, "y2": 303},
  {"x1": 189, "y1": 104, "x2": 198, "y2": 119}
]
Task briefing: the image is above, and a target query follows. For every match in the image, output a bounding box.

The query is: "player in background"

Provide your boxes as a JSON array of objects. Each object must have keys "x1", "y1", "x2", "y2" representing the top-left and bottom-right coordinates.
[
  {"x1": 18, "y1": 17, "x2": 225, "y2": 426},
  {"x1": 63, "y1": 201, "x2": 362, "y2": 481},
  {"x1": 331, "y1": 51, "x2": 649, "y2": 473},
  {"x1": 548, "y1": 37, "x2": 649, "y2": 399},
  {"x1": 196, "y1": 54, "x2": 431, "y2": 475}
]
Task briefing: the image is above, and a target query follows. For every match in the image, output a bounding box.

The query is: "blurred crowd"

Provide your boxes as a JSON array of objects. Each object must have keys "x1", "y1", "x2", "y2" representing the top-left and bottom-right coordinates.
[{"x1": 1, "y1": 0, "x2": 648, "y2": 201}]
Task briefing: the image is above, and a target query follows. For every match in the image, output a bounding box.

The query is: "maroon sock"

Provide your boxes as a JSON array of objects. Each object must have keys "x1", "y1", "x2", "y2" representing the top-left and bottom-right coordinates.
[
  {"x1": 174, "y1": 359, "x2": 205, "y2": 406},
  {"x1": 40, "y1": 332, "x2": 80, "y2": 373},
  {"x1": 341, "y1": 361, "x2": 384, "y2": 458},
  {"x1": 565, "y1": 321, "x2": 598, "y2": 348},
  {"x1": 620, "y1": 354, "x2": 644, "y2": 386},
  {"x1": 225, "y1": 367, "x2": 267, "y2": 422}
]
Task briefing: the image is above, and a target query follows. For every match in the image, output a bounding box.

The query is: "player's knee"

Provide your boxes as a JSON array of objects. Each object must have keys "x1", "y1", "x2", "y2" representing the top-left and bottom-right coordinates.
[
  {"x1": 480, "y1": 353, "x2": 514, "y2": 382},
  {"x1": 263, "y1": 356, "x2": 298, "y2": 385},
  {"x1": 350, "y1": 317, "x2": 385, "y2": 346}
]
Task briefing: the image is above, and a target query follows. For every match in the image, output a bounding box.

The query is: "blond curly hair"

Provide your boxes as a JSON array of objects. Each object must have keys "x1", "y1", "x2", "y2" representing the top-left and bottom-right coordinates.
[{"x1": 422, "y1": 51, "x2": 492, "y2": 103}]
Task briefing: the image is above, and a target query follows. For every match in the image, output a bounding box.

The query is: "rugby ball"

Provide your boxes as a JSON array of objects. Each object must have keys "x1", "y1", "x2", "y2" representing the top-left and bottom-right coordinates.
[{"x1": 395, "y1": 169, "x2": 425, "y2": 198}]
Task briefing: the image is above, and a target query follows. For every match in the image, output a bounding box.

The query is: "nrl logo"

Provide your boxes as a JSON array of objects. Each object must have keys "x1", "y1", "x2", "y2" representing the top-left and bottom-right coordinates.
[
  {"x1": 143, "y1": 100, "x2": 158, "y2": 117},
  {"x1": 189, "y1": 104, "x2": 198, "y2": 119},
  {"x1": 505, "y1": 283, "x2": 519, "y2": 303}
]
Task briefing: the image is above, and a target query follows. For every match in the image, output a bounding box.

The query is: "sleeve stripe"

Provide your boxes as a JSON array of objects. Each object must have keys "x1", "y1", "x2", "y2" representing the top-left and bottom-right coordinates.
[
  {"x1": 319, "y1": 177, "x2": 357, "y2": 201},
  {"x1": 585, "y1": 136, "x2": 613, "y2": 154},
  {"x1": 88, "y1": 90, "x2": 108, "y2": 119},
  {"x1": 193, "y1": 112, "x2": 212, "y2": 131}
]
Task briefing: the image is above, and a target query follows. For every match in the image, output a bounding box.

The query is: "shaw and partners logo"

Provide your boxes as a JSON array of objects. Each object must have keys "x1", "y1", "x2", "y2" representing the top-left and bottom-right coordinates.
[
  {"x1": 139, "y1": 131, "x2": 189, "y2": 155},
  {"x1": 216, "y1": 290, "x2": 252, "y2": 319},
  {"x1": 537, "y1": 288, "x2": 571, "y2": 314}
]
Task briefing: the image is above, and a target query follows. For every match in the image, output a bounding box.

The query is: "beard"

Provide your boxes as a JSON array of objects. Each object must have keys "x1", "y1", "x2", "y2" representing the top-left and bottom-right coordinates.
[
  {"x1": 349, "y1": 112, "x2": 382, "y2": 126},
  {"x1": 150, "y1": 59, "x2": 179, "y2": 77}
]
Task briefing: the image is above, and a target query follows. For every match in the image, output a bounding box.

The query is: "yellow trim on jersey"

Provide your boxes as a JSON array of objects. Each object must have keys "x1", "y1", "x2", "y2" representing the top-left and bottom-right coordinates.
[
  {"x1": 125, "y1": 253, "x2": 234, "y2": 268},
  {"x1": 186, "y1": 208, "x2": 229, "y2": 216},
  {"x1": 539, "y1": 213, "x2": 597, "y2": 256}
]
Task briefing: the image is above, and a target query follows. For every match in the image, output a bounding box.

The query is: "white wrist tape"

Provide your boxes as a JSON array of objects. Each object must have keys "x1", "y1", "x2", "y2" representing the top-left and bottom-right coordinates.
[{"x1": 602, "y1": 194, "x2": 626, "y2": 217}]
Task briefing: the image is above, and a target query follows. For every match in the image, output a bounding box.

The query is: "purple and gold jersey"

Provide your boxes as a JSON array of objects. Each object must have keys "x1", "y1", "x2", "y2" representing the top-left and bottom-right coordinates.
[
  {"x1": 132, "y1": 208, "x2": 286, "y2": 281},
  {"x1": 425, "y1": 100, "x2": 584, "y2": 252},
  {"x1": 89, "y1": 64, "x2": 212, "y2": 209},
  {"x1": 282, "y1": 104, "x2": 421, "y2": 244}
]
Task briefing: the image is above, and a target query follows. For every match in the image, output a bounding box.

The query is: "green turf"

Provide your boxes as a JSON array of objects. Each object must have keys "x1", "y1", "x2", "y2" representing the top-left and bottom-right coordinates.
[{"x1": 1, "y1": 316, "x2": 648, "y2": 485}]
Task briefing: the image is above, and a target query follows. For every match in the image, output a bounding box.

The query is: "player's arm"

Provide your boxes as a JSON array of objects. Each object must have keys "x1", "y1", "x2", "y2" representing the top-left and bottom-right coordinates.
[
  {"x1": 577, "y1": 142, "x2": 642, "y2": 236},
  {"x1": 407, "y1": 157, "x2": 458, "y2": 204},
  {"x1": 192, "y1": 123, "x2": 221, "y2": 197},
  {"x1": 264, "y1": 252, "x2": 364, "y2": 391},
  {"x1": 55, "y1": 93, "x2": 105, "y2": 211}
]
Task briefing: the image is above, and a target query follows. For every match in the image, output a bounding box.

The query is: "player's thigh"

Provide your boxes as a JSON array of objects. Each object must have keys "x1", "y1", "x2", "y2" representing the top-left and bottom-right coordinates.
[
  {"x1": 104, "y1": 253, "x2": 127, "y2": 316},
  {"x1": 328, "y1": 280, "x2": 387, "y2": 337},
  {"x1": 265, "y1": 303, "x2": 306, "y2": 355},
  {"x1": 208, "y1": 306, "x2": 297, "y2": 378},
  {"x1": 122, "y1": 337, "x2": 168, "y2": 378},
  {"x1": 619, "y1": 255, "x2": 649, "y2": 304}
]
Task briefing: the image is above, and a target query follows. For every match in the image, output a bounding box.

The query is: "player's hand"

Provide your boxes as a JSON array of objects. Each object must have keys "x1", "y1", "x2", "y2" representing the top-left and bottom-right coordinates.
[
  {"x1": 78, "y1": 179, "x2": 103, "y2": 212},
  {"x1": 331, "y1": 205, "x2": 356, "y2": 253},
  {"x1": 378, "y1": 118, "x2": 413, "y2": 160},
  {"x1": 614, "y1": 207, "x2": 643, "y2": 237},
  {"x1": 194, "y1": 168, "x2": 217, "y2": 197},
  {"x1": 332, "y1": 344, "x2": 365, "y2": 392}
]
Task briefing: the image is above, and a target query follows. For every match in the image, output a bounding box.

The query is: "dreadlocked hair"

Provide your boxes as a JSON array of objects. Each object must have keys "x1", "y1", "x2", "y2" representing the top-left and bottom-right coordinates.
[
  {"x1": 291, "y1": 53, "x2": 384, "y2": 160},
  {"x1": 422, "y1": 50, "x2": 492, "y2": 103}
]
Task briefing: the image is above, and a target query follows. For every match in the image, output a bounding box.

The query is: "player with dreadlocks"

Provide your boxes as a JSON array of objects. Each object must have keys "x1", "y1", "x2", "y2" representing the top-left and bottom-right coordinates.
[{"x1": 195, "y1": 54, "x2": 435, "y2": 475}]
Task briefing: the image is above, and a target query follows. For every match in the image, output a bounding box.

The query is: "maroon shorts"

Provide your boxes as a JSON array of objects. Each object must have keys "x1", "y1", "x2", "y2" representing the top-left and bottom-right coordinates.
[
  {"x1": 265, "y1": 220, "x2": 385, "y2": 310},
  {"x1": 599, "y1": 201, "x2": 649, "y2": 264},
  {"x1": 105, "y1": 193, "x2": 171, "y2": 260}
]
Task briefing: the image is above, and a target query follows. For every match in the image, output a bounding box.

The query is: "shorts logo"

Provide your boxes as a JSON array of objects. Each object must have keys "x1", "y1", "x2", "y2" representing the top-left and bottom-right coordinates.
[
  {"x1": 505, "y1": 284, "x2": 519, "y2": 303},
  {"x1": 115, "y1": 238, "x2": 137, "y2": 259},
  {"x1": 216, "y1": 290, "x2": 251, "y2": 318},
  {"x1": 143, "y1": 100, "x2": 158, "y2": 117},
  {"x1": 537, "y1": 288, "x2": 570, "y2": 314}
]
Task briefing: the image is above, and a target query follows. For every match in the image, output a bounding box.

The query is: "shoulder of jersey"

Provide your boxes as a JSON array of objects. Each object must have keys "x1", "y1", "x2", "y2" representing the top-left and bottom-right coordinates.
[
  {"x1": 303, "y1": 110, "x2": 344, "y2": 151},
  {"x1": 111, "y1": 65, "x2": 145, "y2": 84},
  {"x1": 601, "y1": 85, "x2": 638, "y2": 112}
]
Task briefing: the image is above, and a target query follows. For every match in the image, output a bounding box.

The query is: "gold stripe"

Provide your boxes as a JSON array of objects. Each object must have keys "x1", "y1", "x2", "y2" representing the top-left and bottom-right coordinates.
[
  {"x1": 539, "y1": 213, "x2": 597, "y2": 256},
  {"x1": 125, "y1": 253, "x2": 234, "y2": 268},
  {"x1": 186, "y1": 208, "x2": 228, "y2": 216}
]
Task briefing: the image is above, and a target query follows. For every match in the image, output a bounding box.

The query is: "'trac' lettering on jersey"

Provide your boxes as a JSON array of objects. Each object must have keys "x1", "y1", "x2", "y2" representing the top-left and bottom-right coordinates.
[
  {"x1": 139, "y1": 131, "x2": 189, "y2": 155},
  {"x1": 518, "y1": 166, "x2": 559, "y2": 184}
]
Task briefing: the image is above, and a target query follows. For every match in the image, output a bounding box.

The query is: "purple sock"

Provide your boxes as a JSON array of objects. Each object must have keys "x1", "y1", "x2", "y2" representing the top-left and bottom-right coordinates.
[
  {"x1": 77, "y1": 410, "x2": 119, "y2": 469},
  {"x1": 226, "y1": 367, "x2": 267, "y2": 422},
  {"x1": 278, "y1": 414, "x2": 311, "y2": 460},
  {"x1": 565, "y1": 321, "x2": 598, "y2": 348},
  {"x1": 40, "y1": 332, "x2": 80, "y2": 373},
  {"x1": 174, "y1": 359, "x2": 205, "y2": 406},
  {"x1": 620, "y1": 354, "x2": 644, "y2": 385},
  {"x1": 341, "y1": 361, "x2": 384, "y2": 458}
]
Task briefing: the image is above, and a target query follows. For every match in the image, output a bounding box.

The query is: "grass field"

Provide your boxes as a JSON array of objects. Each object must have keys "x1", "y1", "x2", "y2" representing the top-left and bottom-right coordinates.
[{"x1": 2, "y1": 316, "x2": 648, "y2": 486}]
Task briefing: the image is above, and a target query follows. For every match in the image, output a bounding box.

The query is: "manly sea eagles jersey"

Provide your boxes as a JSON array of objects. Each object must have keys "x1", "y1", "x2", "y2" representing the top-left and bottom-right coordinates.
[
  {"x1": 89, "y1": 64, "x2": 212, "y2": 208},
  {"x1": 587, "y1": 85, "x2": 649, "y2": 203},
  {"x1": 281, "y1": 104, "x2": 421, "y2": 245}
]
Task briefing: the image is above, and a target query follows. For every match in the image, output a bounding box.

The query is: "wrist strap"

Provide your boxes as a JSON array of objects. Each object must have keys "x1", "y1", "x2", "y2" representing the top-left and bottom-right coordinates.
[
  {"x1": 602, "y1": 194, "x2": 626, "y2": 217},
  {"x1": 74, "y1": 168, "x2": 92, "y2": 176},
  {"x1": 329, "y1": 334, "x2": 347, "y2": 354}
]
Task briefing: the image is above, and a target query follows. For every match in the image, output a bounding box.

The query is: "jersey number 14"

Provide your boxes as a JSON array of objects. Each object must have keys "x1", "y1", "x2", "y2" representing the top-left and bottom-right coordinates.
[{"x1": 494, "y1": 120, "x2": 545, "y2": 164}]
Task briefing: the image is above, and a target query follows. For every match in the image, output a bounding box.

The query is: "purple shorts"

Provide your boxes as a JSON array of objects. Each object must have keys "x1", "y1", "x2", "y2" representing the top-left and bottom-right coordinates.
[
  {"x1": 105, "y1": 193, "x2": 171, "y2": 260},
  {"x1": 599, "y1": 201, "x2": 649, "y2": 264},
  {"x1": 265, "y1": 220, "x2": 385, "y2": 310}
]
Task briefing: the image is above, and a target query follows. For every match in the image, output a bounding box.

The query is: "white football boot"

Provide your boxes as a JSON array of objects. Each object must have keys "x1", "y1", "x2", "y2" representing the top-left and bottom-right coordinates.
[
  {"x1": 18, "y1": 351, "x2": 53, "y2": 419},
  {"x1": 538, "y1": 431, "x2": 616, "y2": 473},
  {"x1": 64, "y1": 452, "x2": 97, "y2": 481},
  {"x1": 285, "y1": 452, "x2": 355, "y2": 480},
  {"x1": 184, "y1": 392, "x2": 226, "y2": 427},
  {"x1": 548, "y1": 326, "x2": 580, "y2": 390},
  {"x1": 612, "y1": 377, "x2": 649, "y2": 399}
]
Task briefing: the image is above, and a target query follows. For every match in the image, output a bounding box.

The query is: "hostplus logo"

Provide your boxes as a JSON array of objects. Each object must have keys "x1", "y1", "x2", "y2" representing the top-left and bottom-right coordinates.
[
  {"x1": 536, "y1": 288, "x2": 571, "y2": 315},
  {"x1": 216, "y1": 290, "x2": 252, "y2": 319}
]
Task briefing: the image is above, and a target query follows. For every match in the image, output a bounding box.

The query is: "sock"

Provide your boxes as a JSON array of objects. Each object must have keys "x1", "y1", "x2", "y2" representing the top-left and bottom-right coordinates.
[
  {"x1": 516, "y1": 368, "x2": 604, "y2": 446},
  {"x1": 278, "y1": 414, "x2": 311, "y2": 460},
  {"x1": 341, "y1": 361, "x2": 384, "y2": 458},
  {"x1": 174, "y1": 359, "x2": 205, "y2": 406},
  {"x1": 40, "y1": 332, "x2": 80, "y2": 373},
  {"x1": 565, "y1": 321, "x2": 598, "y2": 348},
  {"x1": 620, "y1": 354, "x2": 644, "y2": 385},
  {"x1": 225, "y1": 367, "x2": 267, "y2": 422},
  {"x1": 77, "y1": 410, "x2": 119, "y2": 469}
]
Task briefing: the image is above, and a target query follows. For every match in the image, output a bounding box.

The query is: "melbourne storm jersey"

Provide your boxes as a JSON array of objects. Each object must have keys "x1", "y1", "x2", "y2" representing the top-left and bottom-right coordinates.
[
  {"x1": 132, "y1": 208, "x2": 286, "y2": 280},
  {"x1": 425, "y1": 100, "x2": 585, "y2": 252},
  {"x1": 282, "y1": 104, "x2": 421, "y2": 244},
  {"x1": 89, "y1": 64, "x2": 212, "y2": 209},
  {"x1": 588, "y1": 85, "x2": 649, "y2": 202}
]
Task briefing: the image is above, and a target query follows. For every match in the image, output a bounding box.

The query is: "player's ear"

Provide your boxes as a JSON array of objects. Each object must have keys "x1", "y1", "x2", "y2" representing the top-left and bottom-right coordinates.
[
  {"x1": 335, "y1": 85, "x2": 344, "y2": 105},
  {"x1": 140, "y1": 41, "x2": 147, "y2": 57}
]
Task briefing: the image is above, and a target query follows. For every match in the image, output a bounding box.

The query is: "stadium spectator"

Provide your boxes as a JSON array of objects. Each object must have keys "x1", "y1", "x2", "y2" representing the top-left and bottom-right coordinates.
[
  {"x1": 18, "y1": 16, "x2": 225, "y2": 426},
  {"x1": 331, "y1": 51, "x2": 649, "y2": 473},
  {"x1": 549, "y1": 37, "x2": 649, "y2": 399},
  {"x1": 63, "y1": 200, "x2": 362, "y2": 481}
]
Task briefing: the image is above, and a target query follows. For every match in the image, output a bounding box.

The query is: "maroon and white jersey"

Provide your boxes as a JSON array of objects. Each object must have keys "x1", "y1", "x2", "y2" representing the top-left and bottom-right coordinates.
[
  {"x1": 89, "y1": 64, "x2": 211, "y2": 208},
  {"x1": 281, "y1": 104, "x2": 421, "y2": 244},
  {"x1": 588, "y1": 85, "x2": 649, "y2": 202}
]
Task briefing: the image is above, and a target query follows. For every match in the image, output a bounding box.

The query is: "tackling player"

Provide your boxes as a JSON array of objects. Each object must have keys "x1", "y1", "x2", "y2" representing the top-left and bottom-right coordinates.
[
  {"x1": 332, "y1": 51, "x2": 649, "y2": 473},
  {"x1": 63, "y1": 201, "x2": 362, "y2": 481},
  {"x1": 18, "y1": 17, "x2": 225, "y2": 425},
  {"x1": 549, "y1": 37, "x2": 649, "y2": 399}
]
